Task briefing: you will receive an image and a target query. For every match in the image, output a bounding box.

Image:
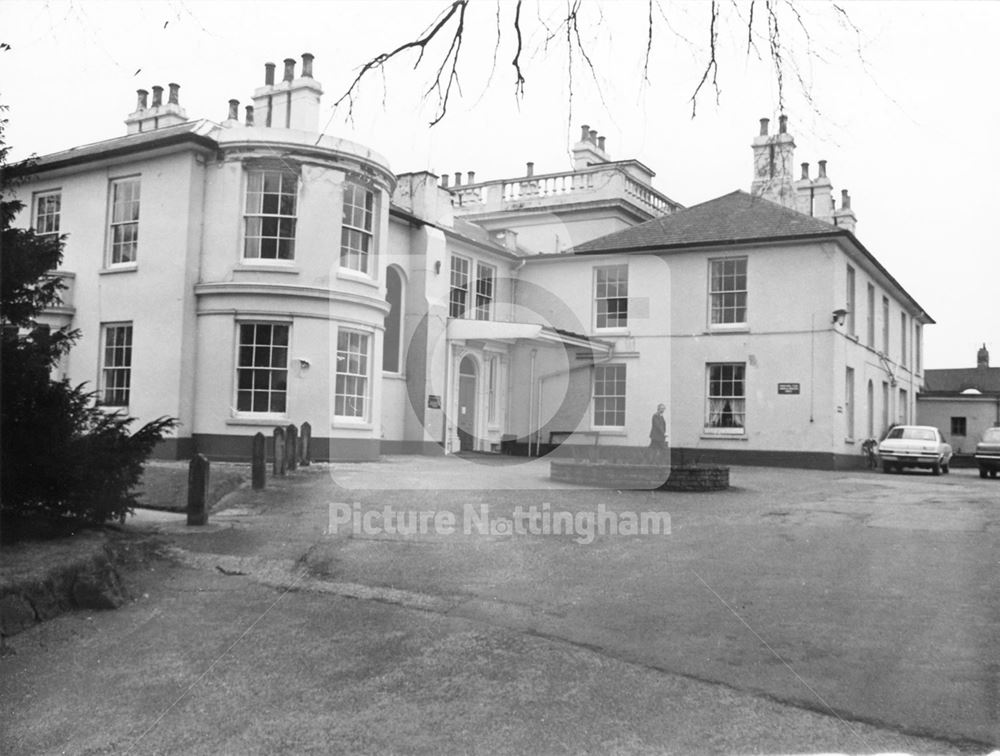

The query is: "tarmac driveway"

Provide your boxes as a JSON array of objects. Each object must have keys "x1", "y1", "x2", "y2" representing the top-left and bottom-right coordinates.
[{"x1": 1, "y1": 457, "x2": 997, "y2": 754}]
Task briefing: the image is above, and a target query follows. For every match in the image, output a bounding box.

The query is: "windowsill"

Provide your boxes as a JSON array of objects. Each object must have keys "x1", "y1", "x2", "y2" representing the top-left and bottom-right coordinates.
[
  {"x1": 100, "y1": 264, "x2": 138, "y2": 275},
  {"x1": 591, "y1": 428, "x2": 627, "y2": 436},
  {"x1": 844, "y1": 437, "x2": 856, "y2": 445},
  {"x1": 227, "y1": 416, "x2": 289, "y2": 427},
  {"x1": 97, "y1": 404, "x2": 129, "y2": 413},
  {"x1": 701, "y1": 430, "x2": 747, "y2": 440},
  {"x1": 382, "y1": 371, "x2": 406, "y2": 380},
  {"x1": 707, "y1": 324, "x2": 749, "y2": 333},
  {"x1": 337, "y1": 268, "x2": 379, "y2": 287},
  {"x1": 235, "y1": 263, "x2": 300, "y2": 274},
  {"x1": 594, "y1": 327, "x2": 630, "y2": 336},
  {"x1": 332, "y1": 418, "x2": 374, "y2": 430}
]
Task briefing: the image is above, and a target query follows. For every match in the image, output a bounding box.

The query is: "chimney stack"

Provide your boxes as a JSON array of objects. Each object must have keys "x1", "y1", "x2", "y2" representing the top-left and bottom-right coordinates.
[
  {"x1": 467, "y1": 171, "x2": 476, "y2": 184},
  {"x1": 977, "y1": 343, "x2": 990, "y2": 369},
  {"x1": 136, "y1": 89, "x2": 149, "y2": 111},
  {"x1": 800, "y1": 162, "x2": 809, "y2": 180},
  {"x1": 301, "y1": 53, "x2": 314, "y2": 78},
  {"x1": 126, "y1": 82, "x2": 186, "y2": 134},
  {"x1": 265, "y1": 62, "x2": 276, "y2": 86},
  {"x1": 581, "y1": 124, "x2": 590, "y2": 141},
  {"x1": 750, "y1": 115, "x2": 796, "y2": 208},
  {"x1": 832, "y1": 186, "x2": 857, "y2": 232},
  {"x1": 454, "y1": 172, "x2": 462, "y2": 187},
  {"x1": 441, "y1": 174, "x2": 450, "y2": 188},
  {"x1": 283, "y1": 58, "x2": 296, "y2": 81},
  {"x1": 572, "y1": 122, "x2": 610, "y2": 169},
  {"x1": 151, "y1": 85, "x2": 163, "y2": 107},
  {"x1": 597, "y1": 135, "x2": 606, "y2": 151},
  {"x1": 818, "y1": 160, "x2": 827, "y2": 179},
  {"x1": 245, "y1": 105, "x2": 255, "y2": 126},
  {"x1": 168, "y1": 83, "x2": 180, "y2": 105},
  {"x1": 526, "y1": 161, "x2": 534, "y2": 177},
  {"x1": 254, "y1": 54, "x2": 324, "y2": 132},
  {"x1": 227, "y1": 99, "x2": 240, "y2": 121},
  {"x1": 588, "y1": 129, "x2": 598, "y2": 144}
]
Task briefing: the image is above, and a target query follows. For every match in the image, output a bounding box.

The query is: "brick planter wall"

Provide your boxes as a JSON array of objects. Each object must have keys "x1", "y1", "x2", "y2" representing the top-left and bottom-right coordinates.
[
  {"x1": 550, "y1": 461, "x2": 730, "y2": 492},
  {"x1": 550, "y1": 461, "x2": 670, "y2": 490},
  {"x1": 663, "y1": 465, "x2": 729, "y2": 491}
]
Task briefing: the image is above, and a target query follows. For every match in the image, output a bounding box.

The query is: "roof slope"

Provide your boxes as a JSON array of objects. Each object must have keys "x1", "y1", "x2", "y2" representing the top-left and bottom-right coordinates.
[
  {"x1": 573, "y1": 190, "x2": 843, "y2": 253},
  {"x1": 922, "y1": 367, "x2": 1000, "y2": 395}
]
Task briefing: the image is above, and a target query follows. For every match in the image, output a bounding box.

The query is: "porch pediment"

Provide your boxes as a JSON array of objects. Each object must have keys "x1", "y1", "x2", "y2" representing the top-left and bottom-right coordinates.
[{"x1": 446, "y1": 319, "x2": 611, "y2": 354}]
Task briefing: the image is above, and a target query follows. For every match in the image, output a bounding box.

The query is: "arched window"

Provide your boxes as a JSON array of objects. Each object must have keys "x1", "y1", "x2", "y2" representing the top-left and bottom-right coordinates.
[{"x1": 383, "y1": 266, "x2": 403, "y2": 372}]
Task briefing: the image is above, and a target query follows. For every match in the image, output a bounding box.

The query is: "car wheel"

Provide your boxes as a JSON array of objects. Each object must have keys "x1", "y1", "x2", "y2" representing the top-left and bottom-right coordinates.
[
  {"x1": 980, "y1": 468, "x2": 988, "y2": 479},
  {"x1": 992, "y1": 470, "x2": 999, "y2": 479},
  {"x1": 882, "y1": 462, "x2": 894, "y2": 474},
  {"x1": 943, "y1": 461, "x2": 950, "y2": 474},
  {"x1": 932, "y1": 461, "x2": 941, "y2": 476}
]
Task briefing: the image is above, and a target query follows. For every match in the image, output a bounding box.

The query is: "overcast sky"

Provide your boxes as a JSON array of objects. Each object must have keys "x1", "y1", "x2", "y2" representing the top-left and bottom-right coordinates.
[{"x1": 1, "y1": 0, "x2": 996, "y2": 370}]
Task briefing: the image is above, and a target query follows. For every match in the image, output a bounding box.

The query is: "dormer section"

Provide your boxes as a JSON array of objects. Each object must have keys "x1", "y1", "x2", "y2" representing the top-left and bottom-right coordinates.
[
  {"x1": 571, "y1": 124, "x2": 612, "y2": 169},
  {"x1": 251, "y1": 53, "x2": 323, "y2": 132},
  {"x1": 125, "y1": 83, "x2": 188, "y2": 134}
]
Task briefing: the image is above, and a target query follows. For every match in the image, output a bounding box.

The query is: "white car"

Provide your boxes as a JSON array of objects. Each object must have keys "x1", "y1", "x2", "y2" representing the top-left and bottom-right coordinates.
[{"x1": 877, "y1": 425, "x2": 953, "y2": 475}]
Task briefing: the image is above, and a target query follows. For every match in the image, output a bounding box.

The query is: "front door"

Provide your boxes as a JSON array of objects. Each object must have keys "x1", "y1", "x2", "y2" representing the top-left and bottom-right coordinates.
[{"x1": 458, "y1": 355, "x2": 477, "y2": 451}]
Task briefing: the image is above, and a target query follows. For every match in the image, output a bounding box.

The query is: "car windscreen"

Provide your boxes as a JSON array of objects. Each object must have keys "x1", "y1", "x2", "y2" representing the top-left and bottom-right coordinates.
[{"x1": 886, "y1": 427, "x2": 936, "y2": 441}]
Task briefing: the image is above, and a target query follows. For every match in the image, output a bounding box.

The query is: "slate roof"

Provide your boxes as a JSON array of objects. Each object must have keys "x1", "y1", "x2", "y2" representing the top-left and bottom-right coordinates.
[
  {"x1": 9, "y1": 120, "x2": 218, "y2": 175},
  {"x1": 921, "y1": 368, "x2": 1000, "y2": 395},
  {"x1": 573, "y1": 190, "x2": 844, "y2": 253}
]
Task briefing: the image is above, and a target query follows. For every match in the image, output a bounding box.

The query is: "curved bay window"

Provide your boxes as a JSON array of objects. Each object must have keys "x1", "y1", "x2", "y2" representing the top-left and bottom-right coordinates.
[{"x1": 341, "y1": 182, "x2": 375, "y2": 273}]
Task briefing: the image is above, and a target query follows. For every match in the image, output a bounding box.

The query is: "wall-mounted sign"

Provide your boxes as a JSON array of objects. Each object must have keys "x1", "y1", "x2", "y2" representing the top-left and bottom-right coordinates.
[
  {"x1": 777, "y1": 383, "x2": 801, "y2": 395},
  {"x1": 427, "y1": 395, "x2": 441, "y2": 409}
]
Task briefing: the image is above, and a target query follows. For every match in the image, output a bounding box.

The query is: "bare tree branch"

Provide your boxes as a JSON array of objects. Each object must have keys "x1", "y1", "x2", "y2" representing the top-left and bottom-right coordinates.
[
  {"x1": 642, "y1": 0, "x2": 654, "y2": 84},
  {"x1": 512, "y1": 0, "x2": 525, "y2": 98},
  {"x1": 689, "y1": 0, "x2": 720, "y2": 117}
]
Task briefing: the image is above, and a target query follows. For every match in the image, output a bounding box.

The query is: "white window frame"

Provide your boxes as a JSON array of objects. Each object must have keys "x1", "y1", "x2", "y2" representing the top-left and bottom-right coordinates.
[
  {"x1": 99, "y1": 322, "x2": 133, "y2": 407},
  {"x1": 474, "y1": 262, "x2": 496, "y2": 321},
  {"x1": 845, "y1": 366, "x2": 855, "y2": 441},
  {"x1": 592, "y1": 363, "x2": 627, "y2": 429},
  {"x1": 900, "y1": 312, "x2": 908, "y2": 368},
  {"x1": 709, "y1": 257, "x2": 747, "y2": 328},
  {"x1": 449, "y1": 255, "x2": 471, "y2": 318},
  {"x1": 866, "y1": 283, "x2": 876, "y2": 348},
  {"x1": 340, "y1": 182, "x2": 375, "y2": 274},
  {"x1": 705, "y1": 363, "x2": 746, "y2": 435},
  {"x1": 243, "y1": 169, "x2": 298, "y2": 262},
  {"x1": 34, "y1": 190, "x2": 61, "y2": 236},
  {"x1": 881, "y1": 296, "x2": 890, "y2": 355},
  {"x1": 335, "y1": 329, "x2": 371, "y2": 421},
  {"x1": 846, "y1": 264, "x2": 856, "y2": 337},
  {"x1": 108, "y1": 177, "x2": 140, "y2": 266},
  {"x1": 594, "y1": 264, "x2": 628, "y2": 330},
  {"x1": 234, "y1": 322, "x2": 290, "y2": 416}
]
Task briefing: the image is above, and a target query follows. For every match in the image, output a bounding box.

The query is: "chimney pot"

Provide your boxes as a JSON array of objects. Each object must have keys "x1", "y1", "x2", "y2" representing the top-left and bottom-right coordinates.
[
  {"x1": 467, "y1": 171, "x2": 476, "y2": 184},
  {"x1": 526, "y1": 161, "x2": 534, "y2": 177},
  {"x1": 168, "y1": 83, "x2": 180, "y2": 105},
  {"x1": 800, "y1": 162, "x2": 810, "y2": 180},
  {"x1": 283, "y1": 58, "x2": 295, "y2": 82},
  {"x1": 759, "y1": 118, "x2": 769, "y2": 136},
  {"x1": 301, "y1": 53, "x2": 314, "y2": 78},
  {"x1": 818, "y1": 160, "x2": 827, "y2": 179},
  {"x1": 264, "y1": 62, "x2": 276, "y2": 86},
  {"x1": 841, "y1": 189, "x2": 851, "y2": 209},
  {"x1": 228, "y1": 99, "x2": 239, "y2": 120},
  {"x1": 441, "y1": 174, "x2": 449, "y2": 188},
  {"x1": 580, "y1": 124, "x2": 590, "y2": 142},
  {"x1": 151, "y1": 85, "x2": 163, "y2": 108},
  {"x1": 245, "y1": 105, "x2": 255, "y2": 126},
  {"x1": 588, "y1": 129, "x2": 597, "y2": 144},
  {"x1": 136, "y1": 89, "x2": 149, "y2": 110},
  {"x1": 454, "y1": 172, "x2": 462, "y2": 187},
  {"x1": 597, "y1": 135, "x2": 606, "y2": 151},
  {"x1": 977, "y1": 343, "x2": 989, "y2": 368},
  {"x1": 778, "y1": 114, "x2": 788, "y2": 134}
]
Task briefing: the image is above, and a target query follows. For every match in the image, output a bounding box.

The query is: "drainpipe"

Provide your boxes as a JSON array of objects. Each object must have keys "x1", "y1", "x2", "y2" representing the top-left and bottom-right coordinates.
[
  {"x1": 535, "y1": 343, "x2": 615, "y2": 457},
  {"x1": 528, "y1": 349, "x2": 537, "y2": 456}
]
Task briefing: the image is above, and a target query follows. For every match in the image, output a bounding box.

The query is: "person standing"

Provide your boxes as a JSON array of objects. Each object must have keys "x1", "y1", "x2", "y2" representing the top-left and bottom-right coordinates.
[{"x1": 648, "y1": 403, "x2": 667, "y2": 463}]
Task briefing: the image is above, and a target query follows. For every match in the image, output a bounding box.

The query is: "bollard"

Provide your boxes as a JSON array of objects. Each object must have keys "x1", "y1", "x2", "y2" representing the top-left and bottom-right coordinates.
[
  {"x1": 187, "y1": 454, "x2": 210, "y2": 526},
  {"x1": 299, "y1": 421, "x2": 311, "y2": 466},
  {"x1": 273, "y1": 426, "x2": 286, "y2": 476},
  {"x1": 252, "y1": 432, "x2": 266, "y2": 489},
  {"x1": 286, "y1": 424, "x2": 298, "y2": 472}
]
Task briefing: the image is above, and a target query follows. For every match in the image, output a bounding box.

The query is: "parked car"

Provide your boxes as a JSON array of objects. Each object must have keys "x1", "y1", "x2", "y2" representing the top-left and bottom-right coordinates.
[
  {"x1": 974, "y1": 427, "x2": 1000, "y2": 479},
  {"x1": 877, "y1": 425, "x2": 953, "y2": 475}
]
